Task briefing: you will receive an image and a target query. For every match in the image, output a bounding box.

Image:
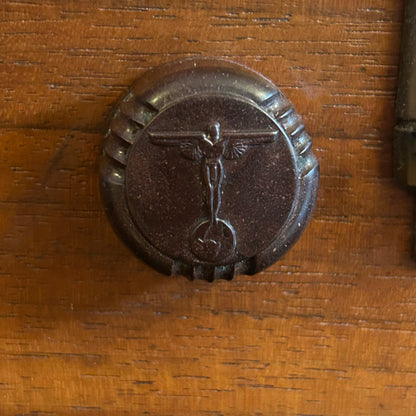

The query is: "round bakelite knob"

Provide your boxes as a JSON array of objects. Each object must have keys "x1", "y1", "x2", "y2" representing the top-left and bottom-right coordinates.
[{"x1": 100, "y1": 58, "x2": 319, "y2": 281}]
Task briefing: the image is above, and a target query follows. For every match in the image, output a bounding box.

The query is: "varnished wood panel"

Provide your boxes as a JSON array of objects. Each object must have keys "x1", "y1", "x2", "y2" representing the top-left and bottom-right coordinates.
[{"x1": 1, "y1": 1, "x2": 415, "y2": 415}]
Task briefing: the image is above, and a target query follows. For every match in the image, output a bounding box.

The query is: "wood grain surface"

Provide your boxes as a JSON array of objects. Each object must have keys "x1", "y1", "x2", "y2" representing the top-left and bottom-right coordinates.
[{"x1": 0, "y1": 1, "x2": 414, "y2": 415}]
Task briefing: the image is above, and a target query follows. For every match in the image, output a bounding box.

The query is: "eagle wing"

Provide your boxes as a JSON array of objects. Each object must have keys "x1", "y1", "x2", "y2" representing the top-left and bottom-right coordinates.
[
  {"x1": 222, "y1": 130, "x2": 279, "y2": 160},
  {"x1": 148, "y1": 131, "x2": 205, "y2": 161}
]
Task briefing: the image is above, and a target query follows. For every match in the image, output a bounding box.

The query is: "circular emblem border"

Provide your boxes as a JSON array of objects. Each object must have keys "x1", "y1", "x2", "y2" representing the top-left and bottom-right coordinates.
[{"x1": 100, "y1": 58, "x2": 319, "y2": 281}]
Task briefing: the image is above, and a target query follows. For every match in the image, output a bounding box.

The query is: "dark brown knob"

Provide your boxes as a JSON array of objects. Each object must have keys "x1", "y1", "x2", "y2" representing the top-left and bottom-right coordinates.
[{"x1": 100, "y1": 58, "x2": 319, "y2": 281}]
